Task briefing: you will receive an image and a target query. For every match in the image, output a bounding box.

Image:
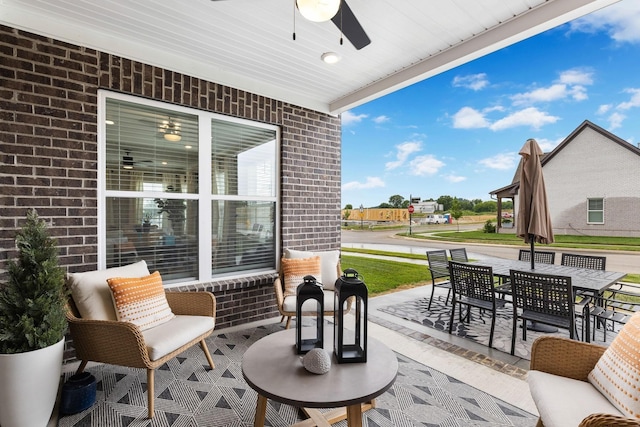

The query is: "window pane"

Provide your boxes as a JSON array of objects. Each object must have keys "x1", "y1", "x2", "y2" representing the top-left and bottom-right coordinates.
[
  {"x1": 212, "y1": 200, "x2": 275, "y2": 274},
  {"x1": 106, "y1": 196, "x2": 198, "y2": 281},
  {"x1": 211, "y1": 119, "x2": 276, "y2": 197},
  {"x1": 588, "y1": 199, "x2": 603, "y2": 210},
  {"x1": 106, "y1": 98, "x2": 199, "y2": 193},
  {"x1": 588, "y1": 211, "x2": 604, "y2": 223}
]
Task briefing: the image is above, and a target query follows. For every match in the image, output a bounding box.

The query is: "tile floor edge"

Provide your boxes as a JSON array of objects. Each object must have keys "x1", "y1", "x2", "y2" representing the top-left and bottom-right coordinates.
[{"x1": 368, "y1": 314, "x2": 529, "y2": 381}]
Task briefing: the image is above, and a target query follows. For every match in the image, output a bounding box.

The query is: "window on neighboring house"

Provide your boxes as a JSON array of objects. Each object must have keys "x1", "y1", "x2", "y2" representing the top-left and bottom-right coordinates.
[
  {"x1": 100, "y1": 92, "x2": 278, "y2": 283},
  {"x1": 587, "y1": 198, "x2": 604, "y2": 224}
]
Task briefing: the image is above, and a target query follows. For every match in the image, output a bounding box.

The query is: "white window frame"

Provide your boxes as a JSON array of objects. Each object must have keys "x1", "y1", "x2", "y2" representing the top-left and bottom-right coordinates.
[
  {"x1": 97, "y1": 90, "x2": 280, "y2": 285},
  {"x1": 587, "y1": 197, "x2": 604, "y2": 224}
]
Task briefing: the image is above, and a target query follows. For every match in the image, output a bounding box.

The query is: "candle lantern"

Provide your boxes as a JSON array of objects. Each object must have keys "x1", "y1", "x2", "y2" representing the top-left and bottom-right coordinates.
[
  {"x1": 295, "y1": 275, "x2": 324, "y2": 354},
  {"x1": 334, "y1": 268, "x2": 367, "y2": 363}
]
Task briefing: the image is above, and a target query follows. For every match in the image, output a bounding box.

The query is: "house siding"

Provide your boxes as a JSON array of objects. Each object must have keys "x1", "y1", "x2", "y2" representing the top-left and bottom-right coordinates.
[
  {"x1": 541, "y1": 126, "x2": 640, "y2": 237},
  {"x1": 0, "y1": 25, "x2": 342, "y2": 361}
]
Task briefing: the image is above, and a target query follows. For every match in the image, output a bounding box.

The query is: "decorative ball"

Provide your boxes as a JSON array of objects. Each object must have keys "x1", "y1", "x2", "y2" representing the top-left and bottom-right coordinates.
[{"x1": 302, "y1": 348, "x2": 331, "y2": 374}]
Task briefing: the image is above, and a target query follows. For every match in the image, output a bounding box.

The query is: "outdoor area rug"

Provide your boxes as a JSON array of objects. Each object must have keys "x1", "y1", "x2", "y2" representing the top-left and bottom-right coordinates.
[
  {"x1": 379, "y1": 288, "x2": 616, "y2": 360},
  {"x1": 57, "y1": 322, "x2": 536, "y2": 427}
]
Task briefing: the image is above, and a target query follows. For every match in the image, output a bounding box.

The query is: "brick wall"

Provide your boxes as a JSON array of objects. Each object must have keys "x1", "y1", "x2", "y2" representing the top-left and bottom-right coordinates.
[{"x1": 0, "y1": 24, "x2": 342, "y2": 346}]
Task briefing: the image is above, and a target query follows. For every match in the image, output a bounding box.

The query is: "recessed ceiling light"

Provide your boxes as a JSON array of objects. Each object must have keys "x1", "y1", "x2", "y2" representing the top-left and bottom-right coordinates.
[
  {"x1": 185, "y1": 145, "x2": 192, "y2": 149},
  {"x1": 105, "y1": 120, "x2": 115, "y2": 125},
  {"x1": 321, "y1": 52, "x2": 340, "y2": 64}
]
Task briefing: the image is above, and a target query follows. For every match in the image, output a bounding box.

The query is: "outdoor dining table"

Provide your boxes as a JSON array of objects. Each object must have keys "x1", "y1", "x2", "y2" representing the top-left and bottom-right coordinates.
[
  {"x1": 470, "y1": 255, "x2": 627, "y2": 342},
  {"x1": 474, "y1": 255, "x2": 627, "y2": 296}
]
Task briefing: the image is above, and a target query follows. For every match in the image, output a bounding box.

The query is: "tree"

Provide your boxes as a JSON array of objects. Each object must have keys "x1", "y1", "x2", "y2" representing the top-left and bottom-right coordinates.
[
  {"x1": 450, "y1": 200, "x2": 463, "y2": 231},
  {"x1": 388, "y1": 194, "x2": 404, "y2": 208},
  {"x1": 437, "y1": 195, "x2": 453, "y2": 211},
  {"x1": 344, "y1": 204, "x2": 353, "y2": 210}
]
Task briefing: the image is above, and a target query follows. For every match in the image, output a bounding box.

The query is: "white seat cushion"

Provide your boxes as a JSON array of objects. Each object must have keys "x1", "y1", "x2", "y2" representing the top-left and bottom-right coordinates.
[
  {"x1": 282, "y1": 290, "x2": 337, "y2": 313},
  {"x1": 67, "y1": 261, "x2": 150, "y2": 321},
  {"x1": 284, "y1": 249, "x2": 340, "y2": 290},
  {"x1": 142, "y1": 315, "x2": 215, "y2": 361},
  {"x1": 527, "y1": 370, "x2": 623, "y2": 427}
]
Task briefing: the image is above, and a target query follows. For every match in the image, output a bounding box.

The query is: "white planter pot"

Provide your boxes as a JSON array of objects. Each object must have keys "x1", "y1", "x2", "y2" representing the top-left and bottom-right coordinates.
[{"x1": 0, "y1": 337, "x2": 64, "y2": 427}]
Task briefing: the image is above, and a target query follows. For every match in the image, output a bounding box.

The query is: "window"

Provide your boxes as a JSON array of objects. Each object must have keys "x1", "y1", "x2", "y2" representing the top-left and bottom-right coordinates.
[
  {"x1": 100, "y1": 92, "x2": 278, "y2": 283},
  {"x1": 587, "y1": 198, "x2": 604, "y2": 224}
]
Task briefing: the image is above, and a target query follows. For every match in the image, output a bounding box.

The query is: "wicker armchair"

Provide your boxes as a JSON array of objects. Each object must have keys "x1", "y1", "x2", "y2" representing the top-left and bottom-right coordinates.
[
  {"x1": 66, "y1": 290, "x2": 216, "y2": 418},
  {"x1": 529, "y1": 336, "x2": 640, "y2": 427}
]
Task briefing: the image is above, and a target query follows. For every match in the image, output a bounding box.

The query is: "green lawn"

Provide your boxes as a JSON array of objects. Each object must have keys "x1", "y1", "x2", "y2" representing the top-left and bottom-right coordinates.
[
  {"x1": 340, "y1": 255, "x2": 431, "y2": 296},
  {"x1": 403, "y1": 230, "x2": 640, "y2": 252}
]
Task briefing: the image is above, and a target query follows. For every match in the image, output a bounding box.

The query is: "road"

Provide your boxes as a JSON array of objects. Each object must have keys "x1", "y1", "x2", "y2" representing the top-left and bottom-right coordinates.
[{"x1": 341, "y1": 226, "x2": 640, "y2": 275}]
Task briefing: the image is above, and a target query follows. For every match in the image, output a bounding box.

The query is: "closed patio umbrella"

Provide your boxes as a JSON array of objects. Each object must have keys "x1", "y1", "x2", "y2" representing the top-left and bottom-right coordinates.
[{"x1": 516, "y1": 138, "x2": 554, "y2": 269}]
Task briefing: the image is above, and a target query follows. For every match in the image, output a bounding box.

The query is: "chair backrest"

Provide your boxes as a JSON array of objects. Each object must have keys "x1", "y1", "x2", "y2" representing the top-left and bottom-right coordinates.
[
  {"x1": 426, "y1": 250, "x2": 449, "y2": 279},
  {"x1": 518, "y1": 249, "x2": 555, "y2": 264},
  {"x1": 449, "y1": 248, "x2": 468, "y2": 262},
  {"x1": 509, "y1": 269, "x2": 575, "y2": 327},
  {"x1": 449, "y1": 261, "x2": 495, "y2": 303},
  {"x1": 561, "y1": 253, "x2": 606, "y2": 270}
]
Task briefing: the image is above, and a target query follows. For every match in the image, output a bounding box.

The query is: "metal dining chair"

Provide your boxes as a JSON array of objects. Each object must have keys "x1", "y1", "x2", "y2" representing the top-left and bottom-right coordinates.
[
  {"x1": 449, "y1": 248, "x2": 468, "y2": 263},
  {"x1": 449, "y1": 261, "x2": 505, "y2": 349},
  {"x1": 509, "y1": 270, "x2": 582, "y2": 355},
  {"x1": 560, "y1": 253, "x2": 606, "y2": 270},
  {"x1": 426, "y1": 250, "x2": 452, "y2": 310},
  {"x1": 518, "y1": 249, "x2": 556, "y2": 265},
  {"x1": 495, "y1": 249, "x2": 557, "y2": 298}
]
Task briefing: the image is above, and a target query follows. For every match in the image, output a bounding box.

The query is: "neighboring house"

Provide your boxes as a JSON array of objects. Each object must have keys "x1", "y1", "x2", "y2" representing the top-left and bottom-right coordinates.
[
  {"x1": 491, "y1": 120, "x2": 640, "y2": 237},
  {"x1": 415, "y1": 201, "x2": 442, "y2": 214}
]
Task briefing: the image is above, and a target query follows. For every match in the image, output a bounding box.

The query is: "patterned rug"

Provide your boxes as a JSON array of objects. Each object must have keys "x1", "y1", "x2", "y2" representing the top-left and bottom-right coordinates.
[
  {"x1": 379, "y1": 289, "x2": 615, "y2": 360},
  {"x1": 57, "y1": 322, "x2": 536, "y2": 426}
]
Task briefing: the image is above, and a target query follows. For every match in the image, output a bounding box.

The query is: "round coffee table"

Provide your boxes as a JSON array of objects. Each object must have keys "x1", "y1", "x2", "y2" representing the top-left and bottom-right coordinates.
[{"x1": 242, "y1": 328, "x2": 398, "y2": 427}]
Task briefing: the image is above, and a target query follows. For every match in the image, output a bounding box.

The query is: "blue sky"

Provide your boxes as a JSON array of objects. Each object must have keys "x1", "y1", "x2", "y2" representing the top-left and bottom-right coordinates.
[{"x1": 341, "y1": 0, "x2": 640, "y2": 209}]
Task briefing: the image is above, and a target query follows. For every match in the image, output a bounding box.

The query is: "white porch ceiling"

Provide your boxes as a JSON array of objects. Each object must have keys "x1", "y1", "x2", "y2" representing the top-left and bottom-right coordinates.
[{"x1": 0, "y1": 0, "x2": 620, "y2": 115}]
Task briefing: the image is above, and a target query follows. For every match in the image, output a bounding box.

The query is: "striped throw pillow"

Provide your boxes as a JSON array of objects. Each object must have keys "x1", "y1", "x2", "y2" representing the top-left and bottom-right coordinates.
[
  {"x1": 281, "y1": 256, "x2": 322, "y2": 298},
  {"x1": 588, "y1": 311, "x2": 640, "y2": 418},
  {"x1": 107, "y1": 271, "x2": 175, "y2": 330}
]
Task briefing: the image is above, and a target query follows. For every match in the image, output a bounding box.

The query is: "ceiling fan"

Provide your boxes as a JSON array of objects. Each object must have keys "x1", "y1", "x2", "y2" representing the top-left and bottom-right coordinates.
[
  {"x1": 211, "y1": 0, "x2": 370, "y2": 50},
  {"x1": 122, "y1": 151, "x2": 153, "y2": 170}
]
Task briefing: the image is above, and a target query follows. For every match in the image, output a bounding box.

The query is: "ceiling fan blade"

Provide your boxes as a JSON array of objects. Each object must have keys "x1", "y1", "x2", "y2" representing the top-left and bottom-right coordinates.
[{"x1": 331, "y1": 0, "x2": 370, "y2": 50}]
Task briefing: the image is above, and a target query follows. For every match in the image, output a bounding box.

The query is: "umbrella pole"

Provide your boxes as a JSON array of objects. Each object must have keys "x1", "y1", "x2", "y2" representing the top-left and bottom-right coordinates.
[{"x1": 529, "y1": 235, "x2": 535, "y2": 269}]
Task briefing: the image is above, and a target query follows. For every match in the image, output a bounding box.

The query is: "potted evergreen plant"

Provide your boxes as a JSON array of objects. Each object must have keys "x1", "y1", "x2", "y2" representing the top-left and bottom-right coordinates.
[{"x1": 0, "y1": 209, "x2": 68, "y2": 427}]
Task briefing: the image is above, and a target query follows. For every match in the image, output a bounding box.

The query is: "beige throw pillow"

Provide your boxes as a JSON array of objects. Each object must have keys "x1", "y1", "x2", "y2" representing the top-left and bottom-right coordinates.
[
  {"x1": 588, "y1": 311, "x2": 640, "y2": 418},
  {"x1": 67, "y1": 260, "x2": 150, "y2": 320},
  {"x1": 281, "y1": 256, "x2": 322, "y2": 298}
]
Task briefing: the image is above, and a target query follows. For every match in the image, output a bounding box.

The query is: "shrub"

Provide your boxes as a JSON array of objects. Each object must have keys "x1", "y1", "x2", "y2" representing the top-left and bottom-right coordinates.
[
  {"x1": 483, "y1": 219, "x2": 496, "y2": 233},
  {"x1": 0, "y1": 210, "x2": 68, "y2": 353}
]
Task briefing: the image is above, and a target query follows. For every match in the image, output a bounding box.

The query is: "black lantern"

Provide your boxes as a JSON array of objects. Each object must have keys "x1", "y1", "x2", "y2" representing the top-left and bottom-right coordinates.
[
  {"x1": 296, "y1": 275, "x2": 324, "y2": 354},
  {"x1": 334, "y1": 268, "x2": 367, "y2": 363}
]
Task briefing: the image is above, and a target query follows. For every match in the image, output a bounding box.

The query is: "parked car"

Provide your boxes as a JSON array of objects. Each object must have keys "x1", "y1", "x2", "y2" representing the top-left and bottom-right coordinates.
[{"x1": 425, "y1": 214, "x2": 447, "y2": 224}]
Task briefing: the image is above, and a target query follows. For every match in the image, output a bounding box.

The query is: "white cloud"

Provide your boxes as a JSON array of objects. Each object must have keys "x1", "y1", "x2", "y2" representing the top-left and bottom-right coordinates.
[
  {"x1": 535, "y1": 137, "x2": 563, "y2": 152},
  {"x1": 408, "y1": 155, "x2": 445, "y2": 176},
  {"x1": 452, "y1": 73, "x2": 489, "y2": 91},
  {"x1": 444, "y1": 174, "x2": 467, "y2": 183},
  {"x1": 511, "y1": 69, "x2": 593, "y2": 105},
  {"x1": 608, "y1": 112, "x2": 626, "y2": 130},
  {"x1": 511, "y1": 84, "x2": 568, "y2": 105},
  {"x1": 373, "y1": 115, "x2": 390, "y2": 124},
  {"x1": 452, "y1": 107, "x2": 490, "y2": 129},
  {"x1": 478, "y1": 153, "x2": 518, "y2": 170},
  {"x1": 617, "y1": 88, "x2": 640, "y2": 110},
  {"x1": 597, "y1": 104, "x2": 612, "y2": 115},
  {"x1": 341, "y1": 111, "x2": 368, "y2": 126},
  {"x1": 570, "y1": 1, "x2": 640, "y2": 44},
  {"x1": 489, "y1": 107, "x2": 559, "y2": 131},
  {"x1": 342, "y1": 176, "x2": 385, "y2": 190},
  {"x1": 559, "y1": 69, "x2": 594, "y2": 86},
  {"x1": 385, "y1": 141, "x2": 422, "y2": 170}
]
